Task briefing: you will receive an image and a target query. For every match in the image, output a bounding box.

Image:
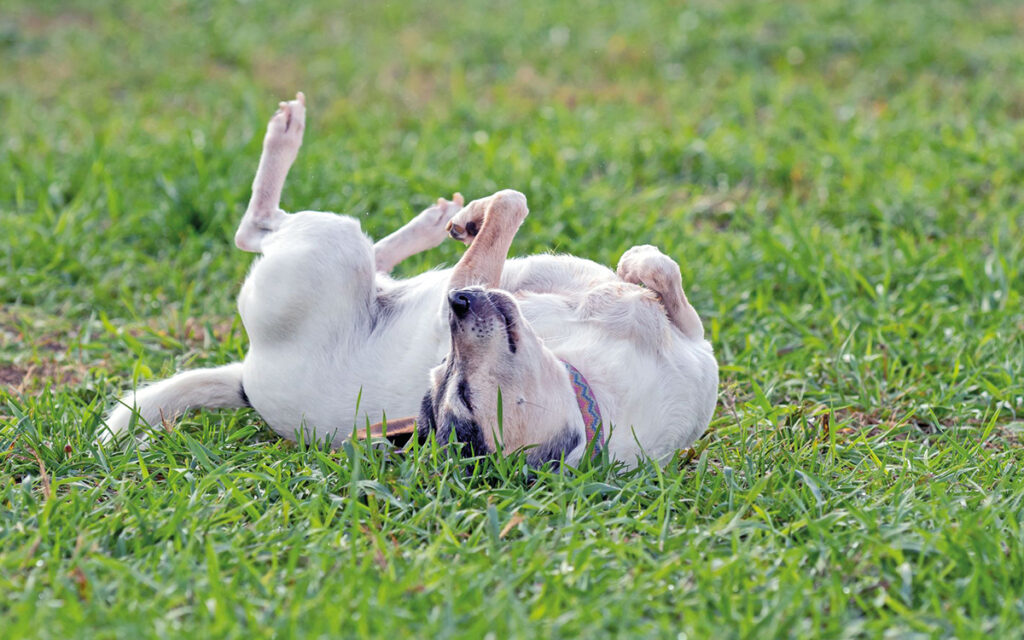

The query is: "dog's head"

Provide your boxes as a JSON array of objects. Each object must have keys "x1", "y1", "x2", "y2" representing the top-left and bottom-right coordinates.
[{"x1": 417, "y1": 287, "x2": 585, "y2": 466}]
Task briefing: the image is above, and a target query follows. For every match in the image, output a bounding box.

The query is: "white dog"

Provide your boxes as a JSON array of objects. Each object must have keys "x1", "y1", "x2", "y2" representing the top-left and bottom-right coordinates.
[{"x1": 106, "y1": 93, "x2": 718, "y2": 468}]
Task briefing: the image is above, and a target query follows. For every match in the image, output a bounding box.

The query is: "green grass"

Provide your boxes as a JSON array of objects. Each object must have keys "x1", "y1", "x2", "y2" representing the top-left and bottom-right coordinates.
[{"x1": 3, "y1": 0, "x2": 1024, "y2": 637}]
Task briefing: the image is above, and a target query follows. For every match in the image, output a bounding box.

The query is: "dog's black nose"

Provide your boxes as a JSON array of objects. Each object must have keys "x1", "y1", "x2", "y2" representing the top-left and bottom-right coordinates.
[{"x1": 449, "y1": 290, "x2": 473, "y2": 318}]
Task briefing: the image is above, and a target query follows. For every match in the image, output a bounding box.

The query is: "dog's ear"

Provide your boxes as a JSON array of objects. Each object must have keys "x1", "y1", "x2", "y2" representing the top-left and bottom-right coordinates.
[{"x1": 417, "y1": 390, "x2": 436, "y2": 444}]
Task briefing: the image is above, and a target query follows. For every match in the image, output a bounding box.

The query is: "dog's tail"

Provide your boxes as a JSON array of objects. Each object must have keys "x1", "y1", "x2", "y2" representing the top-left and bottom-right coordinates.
[{"x1": 101, "y1": 363, "x2": 247, "y2": 442}]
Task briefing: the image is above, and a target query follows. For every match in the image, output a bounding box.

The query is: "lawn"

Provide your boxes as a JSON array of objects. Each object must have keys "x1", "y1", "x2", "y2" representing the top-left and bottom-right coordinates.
[{"x1": 3, "y1": 0, "x2": 1024, "y2": 637}]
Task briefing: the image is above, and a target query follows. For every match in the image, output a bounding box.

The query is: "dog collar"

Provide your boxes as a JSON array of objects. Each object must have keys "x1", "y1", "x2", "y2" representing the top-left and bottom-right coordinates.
[{"x1": 562, "y1": 361, "x2": 603, "y2": 457}]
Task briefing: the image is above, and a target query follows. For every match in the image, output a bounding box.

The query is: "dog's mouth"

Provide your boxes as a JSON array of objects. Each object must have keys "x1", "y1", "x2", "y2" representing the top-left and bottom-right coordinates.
[
  {"x1": 448, "y1": 288, "x2": 519, "y2": 354},
  {"x1": 416, "y1": 358, "x2": 493, "y2": 457}
]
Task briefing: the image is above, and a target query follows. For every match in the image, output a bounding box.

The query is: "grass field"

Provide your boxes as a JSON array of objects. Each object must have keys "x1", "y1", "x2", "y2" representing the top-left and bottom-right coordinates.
[{"x1": 3, "y1": 0, "x2": 1024, "y2": 637}]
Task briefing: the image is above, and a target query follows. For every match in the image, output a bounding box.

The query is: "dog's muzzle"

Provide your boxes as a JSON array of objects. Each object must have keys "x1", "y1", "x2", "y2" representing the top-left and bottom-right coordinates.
[
  {"x1": 448, "y1": 287, "x2": 518, "y2": 353},
  {"x1": 448, "y1": 288, "x2": 490, "y2": 320}
]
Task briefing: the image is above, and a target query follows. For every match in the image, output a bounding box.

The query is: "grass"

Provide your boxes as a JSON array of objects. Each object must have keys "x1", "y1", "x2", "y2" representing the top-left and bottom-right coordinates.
[{"x1": 2, "y1": 0, "x2": 1024, "y2": 637}]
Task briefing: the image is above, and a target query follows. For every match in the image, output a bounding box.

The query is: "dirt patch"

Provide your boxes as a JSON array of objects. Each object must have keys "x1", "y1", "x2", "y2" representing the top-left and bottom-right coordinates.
[
  {"x1": 0, "y1": 366, "x2": 25, "y2": 387},
  {"x1": 1, "y1": 360, "x2": 84, "y2": 395},
  {"x1": 1, "y1": 307, "x2": 91, "y2": 395}
]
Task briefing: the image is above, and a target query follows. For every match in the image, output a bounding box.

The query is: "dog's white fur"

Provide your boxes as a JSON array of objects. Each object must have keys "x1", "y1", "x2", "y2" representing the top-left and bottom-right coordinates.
[{"x1": 105, "y1": 93, "x2": 718, "y2": 467}]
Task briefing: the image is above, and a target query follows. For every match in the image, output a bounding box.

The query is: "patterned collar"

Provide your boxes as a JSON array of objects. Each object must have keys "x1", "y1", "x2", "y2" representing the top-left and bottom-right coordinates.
[{"x1": 562, "y1": 361, "x2": 604, "y2": 458}]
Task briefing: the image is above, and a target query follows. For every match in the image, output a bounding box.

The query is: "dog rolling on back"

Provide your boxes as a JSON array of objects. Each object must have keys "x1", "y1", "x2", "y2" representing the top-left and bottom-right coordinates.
[{"x1": 106, "y1": 93, "x2": 718, "y2": 468}]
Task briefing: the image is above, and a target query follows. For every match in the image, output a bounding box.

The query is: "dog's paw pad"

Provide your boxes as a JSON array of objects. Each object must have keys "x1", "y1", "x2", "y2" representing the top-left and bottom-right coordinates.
[
  {"x1": 446, "y1": 218, "x2": 480, "y2": 244},
  {"x1": 446, "y1": 199, "x2": 484, "y2": 245}
]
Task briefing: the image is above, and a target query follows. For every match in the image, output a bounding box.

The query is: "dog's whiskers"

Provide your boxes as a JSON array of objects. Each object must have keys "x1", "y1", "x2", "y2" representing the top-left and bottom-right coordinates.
[{"x1": 518, "y1": 398, "x2": 552, "y2": 412}]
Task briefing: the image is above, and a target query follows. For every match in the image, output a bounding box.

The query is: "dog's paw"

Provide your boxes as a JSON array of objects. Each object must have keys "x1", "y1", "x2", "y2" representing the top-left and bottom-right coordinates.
[
  {"x1": 446, "y1": 208, "x2": 481, "y2": 245},
  {"x1": 617, "y1": 245, "x2": 681, "y2": 299},
  {"x1": 265, "y1": 92, "x2": 306, "y2": 153},
  {"x1": 398, "y1": 193, "x2": 463, "y2": 247},
  {"x1": 447, "y1": 189, "x2": 528, "y2": 246},
  {"x1": 414, "y1": 193, "x2": 464, "y2": 243},
  {"x1": 617, "y1": 244, "x2": 704, "y2": 339}
]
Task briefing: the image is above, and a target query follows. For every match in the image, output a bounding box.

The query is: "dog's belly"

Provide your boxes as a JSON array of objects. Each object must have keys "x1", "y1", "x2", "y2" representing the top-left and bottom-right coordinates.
[
  {"x1": 240, "y1": 287, "x2": 451, "y2": 443},
  {"x1": 241, "y1": 343, "x2": 444, "y2": 444}
]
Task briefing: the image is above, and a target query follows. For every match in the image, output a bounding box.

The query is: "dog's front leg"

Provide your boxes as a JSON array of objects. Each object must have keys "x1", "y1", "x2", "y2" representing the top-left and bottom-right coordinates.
[
  {"x1": 234, "y1": 92, "x2": 306, "y2": 253},
  {"x1": 447, "y1": 190, "x2": 529, "y2": 289},
  {"x1": 373, "y1": 193, "x2": 464, "y2": 273}
]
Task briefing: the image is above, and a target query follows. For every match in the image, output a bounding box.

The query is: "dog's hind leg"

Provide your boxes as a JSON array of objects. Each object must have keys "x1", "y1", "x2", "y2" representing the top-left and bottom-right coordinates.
[
  {"x1": 373, "y1": 193, "x2": 464, "y2": 273},
  {"x1": 234, "y1": 92, "x2": 306, "y2": 253},
  {"x1": 617, "y1": 245, "x2": 705, "y2": 340},
  {"x1": 102, "y1": 363, "x2": 247, "y2": 442},
  {"x1": 447, "y1": 190, "x2": 529, "y2": 289}
]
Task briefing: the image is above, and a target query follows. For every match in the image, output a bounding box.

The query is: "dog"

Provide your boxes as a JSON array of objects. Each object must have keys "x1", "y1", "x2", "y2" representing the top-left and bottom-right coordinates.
[{"x1": 105, "y1": 93, "x2": 719, "y2": 468}]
